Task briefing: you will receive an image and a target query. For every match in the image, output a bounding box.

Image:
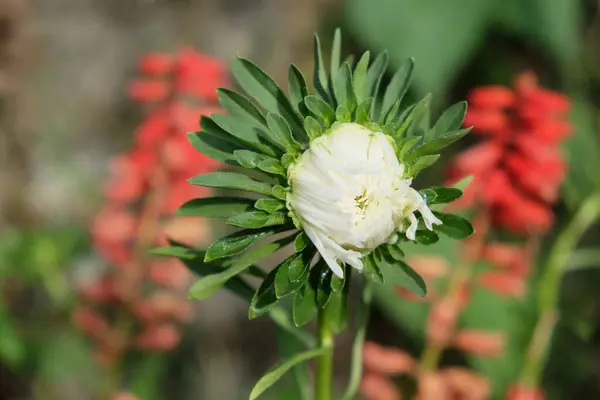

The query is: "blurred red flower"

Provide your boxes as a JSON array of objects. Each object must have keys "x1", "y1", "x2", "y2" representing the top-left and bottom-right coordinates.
[{"x1": 448, "y1": 71, "x2": 571, "y2": 234}]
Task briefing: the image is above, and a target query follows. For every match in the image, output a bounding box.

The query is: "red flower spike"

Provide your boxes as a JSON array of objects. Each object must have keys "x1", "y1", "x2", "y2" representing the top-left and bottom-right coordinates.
[
  {"x1": 360, "y1": 373, "x2": 403, "y2": 400},
  {"x1": 362, "y1": 341, "x2": 416, "y2": 376},
  {"x1": 74, "y1": 49, "x2": 225, "y2": 365},
  {"x1": 453, "y1": 330, "x2": 505, "y2": 357},
  {"x1": 447, "y1": 71, "x2": 570, "y2": 235}
]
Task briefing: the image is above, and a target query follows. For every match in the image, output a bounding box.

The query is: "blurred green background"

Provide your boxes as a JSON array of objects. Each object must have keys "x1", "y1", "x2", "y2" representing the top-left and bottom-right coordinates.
[{"x1": 1, "y1": 0, "x2": 599, "y2": 399}]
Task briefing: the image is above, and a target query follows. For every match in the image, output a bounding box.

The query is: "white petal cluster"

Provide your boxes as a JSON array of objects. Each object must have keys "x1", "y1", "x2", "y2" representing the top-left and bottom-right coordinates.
[{"x1": 287, "y1": 123, "x2": 441, "y2": 277}]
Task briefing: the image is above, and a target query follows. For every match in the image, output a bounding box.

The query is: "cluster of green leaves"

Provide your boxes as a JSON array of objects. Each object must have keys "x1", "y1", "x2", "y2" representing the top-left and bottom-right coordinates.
[{"x1": 154, "y1": 29, "x2": 473, "y2": 399}]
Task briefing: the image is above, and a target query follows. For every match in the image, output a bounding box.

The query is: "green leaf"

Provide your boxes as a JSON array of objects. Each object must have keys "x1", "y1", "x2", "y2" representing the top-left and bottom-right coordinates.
[
  {"x1": 421, "y1": 187, "x2": 463, "y2": 204},
  {"x1": 330, "y1": 274, "x2": 345, "y2": 293},
  {"x1": 353, "y1": 51, "x2": 370, "y2": 102},
  {"x1": 386, "y1": 245, "x2": 405, "y2": 261},
  {"x1": 288, "y1": 65, "x2": 309, "y2": 115},
  {"x1": 210, "y1": 113, "x2": 278, "y2": 157},
  {"x1": 364, "y1": 51, "x2": 389, "y2": 117},
  {"x1": 249, "y1": 348, "x2": 327, "y2": 400},
  {"x1": 204, "y1": 226, "x2": 289, "y2": 262},
  {"x1": 355, "y1": 98, "x2": 373, "y2": 124},
  {"x1": 304, "y1": 116, "x2": 323, "y2": 139},
  {"x1": 409, "y1": 128, "x2": 471, "y2": 158},
  {"x1": 431, "y1": 101, "x2": 467, "y2": 137},
  {"x1": 231, "y1": 57, "x2": 307, "y2": 142},
  {"x1": 305, "y1": 95, "x2": 335, "y2": 127},
  {"x1": 381, "y1": 58, "x2": 414, "y2": 118},
  {"x1": 342, "y1": 280, "x2": 372, "y2": 400},
  {"x1": 258, "y1": 158, "x2": 286, "y2": 177},
  {"x1": 334, "y1": 63, "x2": 356, "y2": 112},
  {"x1": 376, "y1": 252, "x2": 427, "y2": 297},
  {"x1": 272, "y1": 185, "x2": 287, "y2": 200},
  {"x1": 217, "y1": 88, "x2": 267, "y2": 126},
  {"x1": 255, "y1": 198, "x2": 285, "y2": 213},
  {"x1": 151, "y1": 245, "x2": 203, "y2": 260},
  {"x1": 336, "y1": 105, "x2": 351, "y2": 123},
  {"x1": 275, "y1": 254, "x2": 310, "y2": 298},
  {"x1": 408, "y1": 154, "x2": 440, "y2": 176},
  {"x1": 226, "y1": 211, "x2": 287, "y2": 229},
  {"x1": 187, "y1": 130, "x2": 240, "y2": 166},
  {"x1": 313, "y1": 34, "x2": 330, "y2": 102},
  {"x1": 364, "y1": 255, "x2": 384, "y2": 284},
  {"x1": 415, "y1": 230, "x2": 439, "y2": 245},
  {"x1": 293, "y1": 280, "x2": 318, "y2": 327},
  {"x1": 294, "y1": 232, "x2": 310, "y2": 253},
  {"x1": 452, "y1": 175, "x2": 474, "y2": 192},
  {"x1": 175, "y1": 197, "x2": 254, "y2": 218},
  {"x1": 266, "y1": 112, "x2": 299, "y2": 152},
  {"x1": 324, "y1": 284, "x2": 349, "y2": 334},
  {"x1": 234, "y1": 149, "x2": 268, "y2": 169},
  {"x1": 382, "y1": 100, "x2": 402, "y2": 126},
  {"x1": 192, "y1": 236, "x2": 293, "y2": 299},
  {"x1": 316, "y1": 267, "x2": 333, "y2": 308},
  {"x1": 289, "y1": 248, "x2": 314, "y2": 283},
  {"x1": 330, "y1": 28, "x2": 342, "y2": 86},
  {"x1": 397, "y1": 136, "x2": 423, "y2": 159},
  {"x1": 393, "y1": 95, "x2": 431, "y2": 139},
  {"x1": 433, "y1": 212, "x2": 474, "y2": 239},
  {"x1": 250, "y1": 266, "x2": 280, "y2": 318},
  {"x1": 566, "y1": 249, "x2": 600, "y2": 272},
  {"x1": 189, "y1": 172, "x2": 272, "y2": 196}
]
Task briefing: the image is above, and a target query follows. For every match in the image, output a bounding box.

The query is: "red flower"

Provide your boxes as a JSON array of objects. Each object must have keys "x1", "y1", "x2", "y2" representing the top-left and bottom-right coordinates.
[{"x1": 447, "y1": 71, "x2": 571, "y2": 234}]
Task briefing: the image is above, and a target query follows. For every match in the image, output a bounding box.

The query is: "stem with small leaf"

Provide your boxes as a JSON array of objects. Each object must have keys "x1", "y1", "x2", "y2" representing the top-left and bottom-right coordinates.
[
  {"x1": 520, "y1": 188, "x2": 600, "y2": 387},
  {"x1": 315, "y1": 307, "x2": 334, "y2": 400}
]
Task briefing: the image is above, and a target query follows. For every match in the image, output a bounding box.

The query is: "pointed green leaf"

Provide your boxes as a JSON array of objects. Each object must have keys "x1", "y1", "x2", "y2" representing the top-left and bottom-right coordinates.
[
  {"x1": 334, "y1": 63, "x2": 356, "y2": 112},
  {"x1": 187, "y1": 130, "x2": 240, "y2": 166},
  {"x1": 433, "y1": 212, "x2": 474, "y2": 239},
  {"x1": 204, "y1": 226, "x2": 290, "y2": 262},
  {"x1": 249, "y1": 266, "x2": 280, "y2": 318},
  {"x1": 376, "y1": 252, "x2": 427, "y2": 297},
  {"x1": 272, "y1": 185, "x2": 287, "y2": 200},
  {"x1": 364, "y1": 254, "x2": 384, "y2": 284},
  {"x1": 151, "y1": 245, "x2": 203, "y2": 260},
  {"x1": 409, "y1": 128, "x2": 471, "y2": 158},
  {"x1": 294, "y1": 232, "x2": 310, "y2": 253},
  {"x1": 255, "y1": 198, "x2": 285, "y2": 213},
  {"x1": 288, "y1": 247, "x2": 315, "y2": 283},
  {"x1": 175, "y1": 197, "x2": 254, "y2": 218},
  {"x1": 210, "y1": 113, "x2": 278, "y2": 157},
  {"x1": 293, "y1": 280, "x2": 318, "y2": 327},
  {"x1": 266, "y1": 112, "x2": 299, "y2": 152},
  {"x1": 281, "y1": 153, "x2": 296, "y2": 169},
  {"x1": 226, "y1": 211, "x2": 287, "y2": 229},
  {"x1": 324, "y1": 273, "x2": 349, "y2": 334},
  {"x1": 353, "y1": 51, "x2": 370, "y2": 102},
  {"x1": 305, "y1": 95, "x2": 335, "y2": 127},
  {"x1": 431, "y1": 101, "x2": 467, "y2": 137},
  {"x1": 415, "y1": 230, "x2": 440, "y2": 245},
  {"x1": 407, "y1": 154, "x2": 440, "y2": 176},
  {"x1": 423, "y1": 187, "x2": 463, "y2": 204},
  {"x1": 365, "y1": 51, "x2": 388, "y2": 118},
  {"x1": 336, "y1": 104, "x2": 351, "y2": 122},
  {"x1": 193, "y1": 236, "x2": 294, "y2": 298},
  {"x1": 452, "y1": 175, "x2": 474, "y2": 192},
  {"x1": 313, "y1": 34, "x2": 330, "y2": 102},
  {"x1": 231, "y1": 57, "x2": 307, "y2": 142},
  {"x1": 397, "y1": 136, "x2": 423, "y2": 159},
  {"x1": 275, "y1": 254, "x2": 309, "y2": 298},
  {"x1": 189, "y1": 172, "x2": 272, "y2": 196},
  {"x1": 382, "y1": 100, "x2": 402, "y2": 126},
  {"x1": 288, "y1": 65, "x2": 309, "y2": 115},
  {"x1": 316, "y1": 267, "x2": 333, "y2": 308},
  {"x1": 386, "y1": 245, "x2": 405, "y2": 261},
  {"x1": 355, "y1": 98, "x2": 373, "y2": 124},
  {"x1": 406, "y1": 95, "x2": 431, "y2": 138},
  {"x1": 217, "y1": 88, "x2": 267, "y2": 125},
  {"x1": 330, "y1": 28, "x2": 342, "y2": 86},
  {"x1": 234, "y1": 149, "x2": 267, "y2": 169},
  {"x1": 258, "y1": 158, "x2": 286, "y2": 176},
  {"x1": 330, "y1": 274, "x2": 345, "y2": 293},
  {"x1": 381, "y1": 58, "x2": 414, "y2": 118},
  {"x1": 249, "y1": 348, "x2": 327, "y2": 400},
  {"x1": 304, "y1": 116, "x2": 323, "y2": 139}
]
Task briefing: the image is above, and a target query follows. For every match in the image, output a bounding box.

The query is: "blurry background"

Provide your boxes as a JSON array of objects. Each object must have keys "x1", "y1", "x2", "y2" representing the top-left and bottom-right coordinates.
[{"x1": 1, "y1": 0, "x2": 599, "y2": 399}]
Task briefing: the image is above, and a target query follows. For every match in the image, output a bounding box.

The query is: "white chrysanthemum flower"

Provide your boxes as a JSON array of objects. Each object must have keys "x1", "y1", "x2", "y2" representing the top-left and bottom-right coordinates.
[{"x1": 287, "y1": 123, "x2": 442, "y2": 278}]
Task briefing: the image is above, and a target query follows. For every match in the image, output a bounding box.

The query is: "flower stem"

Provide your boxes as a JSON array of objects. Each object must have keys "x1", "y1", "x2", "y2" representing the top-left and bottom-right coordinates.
[
  {"x1": 315, "y1": 308, "x2": 334, "y2": 400},
  {"x1": 520, "y1": 189, "x2": 600, "y2": 387}
]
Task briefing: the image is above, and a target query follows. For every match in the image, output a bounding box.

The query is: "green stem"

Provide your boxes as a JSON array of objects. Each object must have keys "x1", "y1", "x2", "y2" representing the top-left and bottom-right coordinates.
[
  {"x1": 520, "y1": 189, "x2": 600, "y2": 387},
  {"x1": 315, "y1": 308, "x2": 334, "y2": 400}
]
